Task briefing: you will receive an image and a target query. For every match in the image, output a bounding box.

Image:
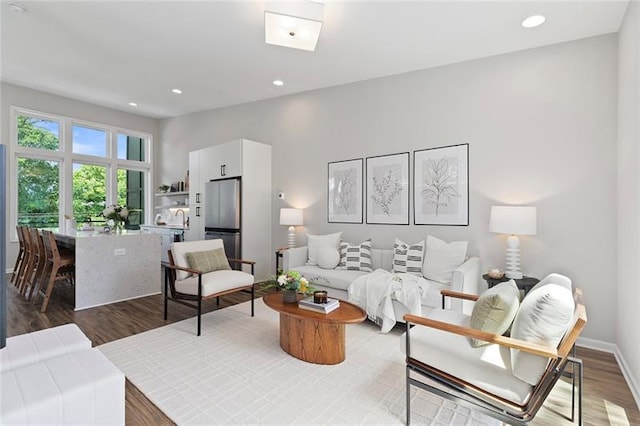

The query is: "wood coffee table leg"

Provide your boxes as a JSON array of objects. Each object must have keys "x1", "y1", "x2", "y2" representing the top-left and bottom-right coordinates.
[{"x1": 279, "y1": 313, "x2": 345, "y2": 365}]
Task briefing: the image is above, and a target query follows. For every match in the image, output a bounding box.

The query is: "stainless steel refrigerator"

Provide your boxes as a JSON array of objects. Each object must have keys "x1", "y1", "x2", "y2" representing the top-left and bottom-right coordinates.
[{"x1": 204, "y1": 177, "x2": 241, "y2": 261}]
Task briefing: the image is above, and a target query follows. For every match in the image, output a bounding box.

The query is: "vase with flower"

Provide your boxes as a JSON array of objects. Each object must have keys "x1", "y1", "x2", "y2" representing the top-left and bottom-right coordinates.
[
  {"x1": 101, "y1": 204, "x2": 129, "y2": 233},
  {"x1": 267, "y1": 270, "x2": 313, "y2": 303}
]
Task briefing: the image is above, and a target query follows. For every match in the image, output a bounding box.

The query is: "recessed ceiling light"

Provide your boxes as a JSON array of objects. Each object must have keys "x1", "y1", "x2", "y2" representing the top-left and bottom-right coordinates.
[
  {"x1": 272, "y1": 80, "x2": 284, "y2": 87},
  {"x1": 128, "y1": 102, "x2": 138, "y2": 107},
  {"x1": 521, "y1": 15, "x2": 546, "y2": 29},
  {"x1": 171, "y1": 88, "x2": 183, "y2": 94},
  {"x1": 8, "y1": 2, "x2": 26, "y2": 14}
]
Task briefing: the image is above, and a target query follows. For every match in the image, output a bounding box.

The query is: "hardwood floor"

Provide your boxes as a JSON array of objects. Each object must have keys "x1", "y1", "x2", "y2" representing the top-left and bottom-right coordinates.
[{"x1": 5, "y1": 277, "x2": 640, "y2": 425}]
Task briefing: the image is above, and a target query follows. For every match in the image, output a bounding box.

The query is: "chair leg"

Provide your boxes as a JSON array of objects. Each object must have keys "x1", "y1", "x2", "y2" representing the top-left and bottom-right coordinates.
[
  {"x1": 568, "y1": 356, "x2": 583, "y2": 425},
  {"x1": 40, "y1": 267, "x2": 58, "y2": 313},
  {"x1": 251, "y1": 284, "x2": 255, "y2": 317},
  {"x1": 197, "y1": 298, "x2": 202, "y2": 336},
  {"x1": 406, "y1": 365, "x2": 411, "y2": 425},
  {"x1": 163, "y1": 267, "x2": 169, "y2": 321}
]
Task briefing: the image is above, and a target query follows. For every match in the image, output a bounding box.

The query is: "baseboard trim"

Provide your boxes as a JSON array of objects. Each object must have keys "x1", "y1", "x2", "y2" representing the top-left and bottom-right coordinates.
[{"x1": 577, "y1": 337, "x2": 640, "y2": 410}]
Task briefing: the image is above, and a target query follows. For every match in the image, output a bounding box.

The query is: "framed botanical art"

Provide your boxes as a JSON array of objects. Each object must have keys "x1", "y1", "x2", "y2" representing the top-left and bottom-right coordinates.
[
  {"x1": 413, "y1": 143, "x2": 469, "y2": 226},
  {"x1": 366, "y1": 152, "x2": 409, "y2": 225},
  {"x1": 328, "y1": 158, "x2": 363, "y2": 223}
]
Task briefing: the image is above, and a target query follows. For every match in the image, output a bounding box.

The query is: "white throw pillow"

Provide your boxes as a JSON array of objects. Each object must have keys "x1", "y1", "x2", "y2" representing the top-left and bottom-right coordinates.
[
  {"x1": 316, "y1": 246, "x2": 340, "y2": 269},
  {"x1": 468, "y1": 280, "x2": 520, "y2": 348},
  {"x1": 306, "y1": 232, "x2": 342, "y2": 266},
  {"x1": 510, "y1": 282, "x2": 575, "y2": 385},
  {"x1": 392, "y1": 239, "x2": 425, "y2": 276},
  {"x1": 336, "y1": 240, "x2": 373, "y2": 272},
  {"x1": 422, "y1": 235, "x2": 468, "y2": 284}
]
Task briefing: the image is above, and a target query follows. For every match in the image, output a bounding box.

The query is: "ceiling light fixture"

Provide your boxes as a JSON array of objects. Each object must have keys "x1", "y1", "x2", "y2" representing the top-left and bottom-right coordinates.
[
  {"x1": 128, "y1": 102, "x2": 138, "y2": 107},
  {"x1": 521, "y1": 15, "x2": 546, "y2": 28},
  {"x1": 171, "y1": 88, "x2": 183, "y2": 94},
  {"x1": 272, "y1": 80, "x2": 284, "y2": 86},
  {"x1": 265, "y1": 1, "x2": 324, "y2": 52}
]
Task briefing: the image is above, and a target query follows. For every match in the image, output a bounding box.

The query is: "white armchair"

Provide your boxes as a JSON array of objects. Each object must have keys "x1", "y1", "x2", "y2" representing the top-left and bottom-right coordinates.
[{"x1": 164, "y1": 239, "x2": 255, "y2": 336}]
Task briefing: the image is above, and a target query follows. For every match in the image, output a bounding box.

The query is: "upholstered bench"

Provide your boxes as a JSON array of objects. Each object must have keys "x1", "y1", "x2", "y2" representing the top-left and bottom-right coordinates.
[
  {"x1": 0, "y1": 324, "x2": 91, "y2": 373},
  {"x1": 1, "y1": 348, "x2": 125, "y2": 424}
]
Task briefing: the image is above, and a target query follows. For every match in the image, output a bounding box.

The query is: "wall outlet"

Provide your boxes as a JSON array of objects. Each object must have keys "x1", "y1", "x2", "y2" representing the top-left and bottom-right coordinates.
[{"x1": 114, "y1": 248, "x2": 126, "y2": 256}]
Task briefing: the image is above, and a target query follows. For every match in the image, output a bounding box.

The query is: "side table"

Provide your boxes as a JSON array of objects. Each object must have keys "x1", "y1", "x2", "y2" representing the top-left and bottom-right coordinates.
[
  {"x1": 482, "y1": 274, "x2": 540, "y2": 296},
  {"x1": 275, "y1": 247, "x2": 288, "y2": 275}
]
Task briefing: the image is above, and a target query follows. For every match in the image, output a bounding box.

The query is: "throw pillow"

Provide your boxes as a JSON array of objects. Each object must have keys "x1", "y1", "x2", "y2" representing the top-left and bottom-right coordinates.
[
  {"x1": 468, "y1": 280, "x2": 520, "y2": 348},
  {"x1": 306, "y1": 232, "x2": 342, "y2": 266},
  {"x1": 185, "y1": 248, "x2": 231, "y2": 274},
  {"x1": 337, "y1": 240, "x2": 373, "y2": 272},
  {"x1": 422, "y1": 235, "x2": 468, "y2": 284},
  {"x1": 392, "y1": 239, "x2": 425, "y2": 276},
  {"x1": 510, "y1": 282, "x2": 575, "y2": 385},
  {"x1": 317, "y1": 246, "x2": 340, "y2": 269}
]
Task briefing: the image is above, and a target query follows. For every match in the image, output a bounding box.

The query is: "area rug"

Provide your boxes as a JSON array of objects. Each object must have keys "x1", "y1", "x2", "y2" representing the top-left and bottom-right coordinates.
[{"x1": 98, "y1": 300, "x2": 499, "y2": 425}]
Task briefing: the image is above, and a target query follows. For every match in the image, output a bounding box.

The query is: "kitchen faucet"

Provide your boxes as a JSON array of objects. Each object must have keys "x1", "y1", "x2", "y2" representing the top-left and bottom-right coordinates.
[{"x1": 175, "y1": 208, "x2": 187, "y2": 228}]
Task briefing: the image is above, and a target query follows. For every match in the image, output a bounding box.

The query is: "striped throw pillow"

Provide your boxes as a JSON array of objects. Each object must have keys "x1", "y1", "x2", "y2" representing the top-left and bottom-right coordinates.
[
  {"x1": 392, "y1": 239, "x2": 425, "y2": 276},
  {"x1": 337, "y1": 240, "x2": 373, "y2": 272}
]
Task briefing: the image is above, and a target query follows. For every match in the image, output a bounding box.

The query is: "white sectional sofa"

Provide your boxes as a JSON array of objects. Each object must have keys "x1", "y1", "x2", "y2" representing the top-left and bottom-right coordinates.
[
  {"x1": 0, "y1": 324, "x2": 125, "y2": 425},
  {"x1": 283, "y1": 245, "x2": 480, "y2": 324}
]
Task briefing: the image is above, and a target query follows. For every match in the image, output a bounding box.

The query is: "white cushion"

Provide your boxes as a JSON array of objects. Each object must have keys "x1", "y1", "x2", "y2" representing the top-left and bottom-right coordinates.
[
  {"x1": 401, "y1": 309, "x2": 533, "y2": 405},
  {"x1": 422, "y1": 235, "x2": 468, "y2": 284},
  {"x1": 175, "y1": 269, "x2": 254, "y2": 297},
  {"x1": 306, "y1": 232, "x2": 342, "y2": 266},
  {"x1": 316, "y1": 246, "x2": 340, "y2": 269},
  {"x1": 0, "y1": 348, "x2": 125, "y2": 425},
  {"x1": 510, "y1": 281, "x2": 575, "y2": 385},
  {"x1": 337, "y1": 240, "x2": 373, "y2": 272},
  {"x1": 0, "y1": 324, "x2": 92, "y2": 373},
  {"x1": 468, "y1": 280, "x2": 520, "y2": 348},
  {"x1": 172, "y1": 239, "x2": 225, "y2": 281},
  {"x1": 392, "y1": 239, "x2": 425, "y2": 276}
]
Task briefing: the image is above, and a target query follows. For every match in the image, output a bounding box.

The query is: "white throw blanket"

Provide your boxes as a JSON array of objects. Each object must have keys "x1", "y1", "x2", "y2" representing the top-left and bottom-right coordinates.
[{"x1": 348, "y1": 269, "x2": 425, "y2": 333}]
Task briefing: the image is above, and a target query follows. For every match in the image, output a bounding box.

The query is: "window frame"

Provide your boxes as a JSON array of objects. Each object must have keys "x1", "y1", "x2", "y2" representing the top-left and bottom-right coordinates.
[{"x1": 9, "y1": 106, "x2": 153, "y2": 241}]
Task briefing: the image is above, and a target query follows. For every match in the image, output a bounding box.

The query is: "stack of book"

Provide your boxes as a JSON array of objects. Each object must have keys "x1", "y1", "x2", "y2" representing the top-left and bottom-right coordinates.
[{"x1": 298, "y1": 297, "x2": 340, "y2": 314}]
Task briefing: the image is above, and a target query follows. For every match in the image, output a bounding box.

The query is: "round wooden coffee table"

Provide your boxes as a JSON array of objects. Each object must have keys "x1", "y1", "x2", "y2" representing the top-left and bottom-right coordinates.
[{"x1": 263, "y1": 292, "x2": 366, "y2": 365}]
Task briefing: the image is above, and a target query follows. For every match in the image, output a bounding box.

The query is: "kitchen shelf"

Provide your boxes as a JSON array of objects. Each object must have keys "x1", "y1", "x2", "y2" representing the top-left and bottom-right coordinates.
[{"x1": 155, "y1": 191, "x2": 188, "y2": 197}]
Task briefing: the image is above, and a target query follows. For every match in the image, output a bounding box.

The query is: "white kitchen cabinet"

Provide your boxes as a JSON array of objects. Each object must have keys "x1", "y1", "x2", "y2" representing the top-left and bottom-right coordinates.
[
  {"x1": 207, "y1": 141, "x2": 242, "y2": 180},
  {"x1": 186, "y1": 139, "x2": 271, "y2": 281},
  {"x1": 186, "y1": 150, "x2": 205, "y2": 241}
]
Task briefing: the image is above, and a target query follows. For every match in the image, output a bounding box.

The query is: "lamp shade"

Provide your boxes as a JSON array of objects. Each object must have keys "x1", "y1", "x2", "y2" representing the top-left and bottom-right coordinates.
[
  {"x1": 279, "y1": 208, "x2": 303, "y2": 226},
  {"x1": 489, "y1": 206, "x2": 537, "y2": 235}
]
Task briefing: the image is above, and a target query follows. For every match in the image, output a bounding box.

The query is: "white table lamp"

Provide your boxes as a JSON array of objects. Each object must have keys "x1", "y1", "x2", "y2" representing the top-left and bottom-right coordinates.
[
  {"x1": 489, "y1": 205, "x2": 537, "y2": 279},
  {"x1": 280, "y1": 208, "x2": 303, "y2": 249}
]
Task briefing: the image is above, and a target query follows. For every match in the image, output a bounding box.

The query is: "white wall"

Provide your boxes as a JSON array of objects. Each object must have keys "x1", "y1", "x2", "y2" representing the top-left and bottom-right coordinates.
[
  {"x1": 617, "y1": 0, "x2": 640, "y2": 402},
  {"x1": 160, "y1": 35, "x2": 618, "y2": 343},
  {"x1": 1, "y1": 82, "x2": 159, "y2": 267}
]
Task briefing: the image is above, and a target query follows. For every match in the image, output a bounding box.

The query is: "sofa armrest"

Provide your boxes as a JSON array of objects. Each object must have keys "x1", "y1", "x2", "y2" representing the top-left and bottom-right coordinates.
[
  {"x1": 282, "y1": 246, "x2": 308, "y2": 270},
  {"x1": 445, "y1": 257, "x2": 479, "y2": 314}
]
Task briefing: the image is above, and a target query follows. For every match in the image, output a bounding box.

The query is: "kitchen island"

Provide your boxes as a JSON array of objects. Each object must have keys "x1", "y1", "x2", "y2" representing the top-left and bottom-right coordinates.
[{"x1": 51, "y1": 228, "x2": 161, "y2": 310}]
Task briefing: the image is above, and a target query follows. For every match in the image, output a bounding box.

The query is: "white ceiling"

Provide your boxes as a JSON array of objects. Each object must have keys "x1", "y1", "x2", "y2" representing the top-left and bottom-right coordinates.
[{"x1": 1, "y1": 1, "x2": 630, "y2": 119}]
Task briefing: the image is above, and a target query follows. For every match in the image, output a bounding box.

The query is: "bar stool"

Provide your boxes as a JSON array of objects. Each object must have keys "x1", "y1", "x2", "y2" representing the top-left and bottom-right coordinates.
[
  {"x1": 16, "y1": 227, "x2": 36, "y2": 294},
  {"x1": 10, "y1": 226, "x2": 26, "y2": 286},
  {"x1": 38, "y1": 230, "x2": 75, "y2": 313},
  {"x1": 24, "y1": 228, "x2": 47, "y2": 302}
]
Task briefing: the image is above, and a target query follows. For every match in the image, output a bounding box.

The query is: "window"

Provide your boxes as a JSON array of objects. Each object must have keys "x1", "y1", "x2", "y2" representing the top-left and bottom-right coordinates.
[
  {"x1": 73, "y1": 162, "x2": 107, "y2": 223},
  {"x1": 17, "y1": 158, "x2": 60, "y2": 227},
  {"x1": 73, "y1": 124, "x2": 107, "y2": 157},
  {"x1": 10, "y1": 107, "x2": 153, "y2": 234}
]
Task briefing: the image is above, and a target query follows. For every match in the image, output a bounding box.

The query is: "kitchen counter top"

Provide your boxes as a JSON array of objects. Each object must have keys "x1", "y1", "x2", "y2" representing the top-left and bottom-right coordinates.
[
  {"x1": 48, "y1": 227, "x2": 151, "y2": 239},
  {"x1": 140, "y1": 224, "x2": 187, "y2": 230}
]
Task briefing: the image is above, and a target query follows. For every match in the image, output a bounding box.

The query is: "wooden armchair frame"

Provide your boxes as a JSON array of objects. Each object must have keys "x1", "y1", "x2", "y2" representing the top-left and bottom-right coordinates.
[
  {"x1": 405, "y1": 288, "x2": 587, "y2": 425},
  {"x1": 163, "y1": 250, "x2": 256, "y2": 336}
]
